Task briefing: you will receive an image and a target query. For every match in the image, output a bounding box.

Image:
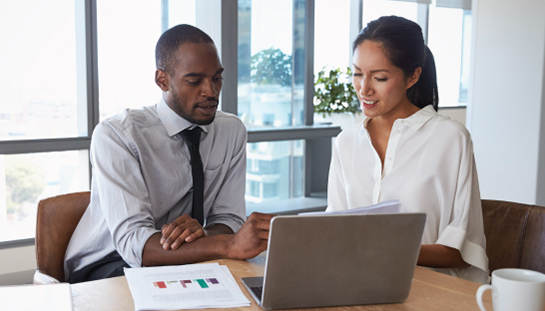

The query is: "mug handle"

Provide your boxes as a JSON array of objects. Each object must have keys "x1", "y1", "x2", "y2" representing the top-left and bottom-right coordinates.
[{"x1": 476, "y1": 284, "x2": 496, "y2": 311}]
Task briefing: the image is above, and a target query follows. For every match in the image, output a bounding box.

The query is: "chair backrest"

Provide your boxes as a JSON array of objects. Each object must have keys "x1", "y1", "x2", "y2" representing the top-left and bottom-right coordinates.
[
  {"x1": 35, "y1": 191, "x2": 90, "y2": 282},
  {"x1": 481, "y1": 199, "x2": 545, "y2": 275}
]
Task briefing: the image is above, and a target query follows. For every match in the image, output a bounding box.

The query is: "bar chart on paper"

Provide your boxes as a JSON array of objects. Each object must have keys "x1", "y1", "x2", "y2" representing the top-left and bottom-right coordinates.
[
  {"x1": 125, "y1": 263, "x2": 250, "y2": 310},
  {"x1": 153, "y1": 278, "x2": 222, "y2": 289}
]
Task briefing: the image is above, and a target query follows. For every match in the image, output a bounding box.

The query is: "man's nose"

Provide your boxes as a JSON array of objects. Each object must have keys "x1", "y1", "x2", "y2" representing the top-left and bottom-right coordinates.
[{"x1": 201, "y1": 79, "x2": 219, "y2": 97}]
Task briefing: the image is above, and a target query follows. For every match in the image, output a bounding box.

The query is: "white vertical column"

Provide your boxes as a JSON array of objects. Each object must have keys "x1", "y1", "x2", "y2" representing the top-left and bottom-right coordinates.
[{"x1": 468, "y1": 0, "x2": 545, "y2": 204}]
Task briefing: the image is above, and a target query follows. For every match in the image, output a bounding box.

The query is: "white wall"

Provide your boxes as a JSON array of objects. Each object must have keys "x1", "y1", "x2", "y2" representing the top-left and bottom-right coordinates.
[{"x1": 468, "y1": 0, "x2": 545, "y2": 204}]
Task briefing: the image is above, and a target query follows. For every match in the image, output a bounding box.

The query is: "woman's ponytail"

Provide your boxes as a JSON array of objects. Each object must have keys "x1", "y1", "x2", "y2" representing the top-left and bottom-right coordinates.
[{"x1": 407, "y1": 46, "x2": 439, "y2": 111}]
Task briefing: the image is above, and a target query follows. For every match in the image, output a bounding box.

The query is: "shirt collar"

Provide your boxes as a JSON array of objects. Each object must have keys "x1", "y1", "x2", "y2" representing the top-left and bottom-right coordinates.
[
  {"x1": 157, "y1": 95, "x2": 210, "y2": 137},
  {"x1": 362, "y1": 105, "x2": 436, "y2": 131}
]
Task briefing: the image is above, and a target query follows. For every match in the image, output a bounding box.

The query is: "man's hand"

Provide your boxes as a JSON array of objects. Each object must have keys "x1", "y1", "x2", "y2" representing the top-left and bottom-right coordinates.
[
  {"x1": 160, "y1": 214, "x2": 206, "y2": 250},
  {"x1": 226, "y1": 212, "x2": 275, "y2": 259}
]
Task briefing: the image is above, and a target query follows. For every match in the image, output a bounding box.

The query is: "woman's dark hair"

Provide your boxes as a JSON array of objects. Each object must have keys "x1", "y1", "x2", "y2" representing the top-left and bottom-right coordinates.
[
  {"x1": 352, "y1": 16, "x2": 438, "y2": 111},
  {"x1": 156, "y1": 24, "x2": 213, "y2": 75}
]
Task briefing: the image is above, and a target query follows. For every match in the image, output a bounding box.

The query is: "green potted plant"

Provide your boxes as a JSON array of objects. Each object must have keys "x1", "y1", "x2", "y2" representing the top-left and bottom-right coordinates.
[{"x1": 314, "y1": 67, "x2": 362, "y2": 129}]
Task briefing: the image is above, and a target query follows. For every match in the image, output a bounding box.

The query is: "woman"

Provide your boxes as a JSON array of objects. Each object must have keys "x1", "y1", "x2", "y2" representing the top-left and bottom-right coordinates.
[{"x1": 326, "y1": 16, "x2": 489, "y2": 284}]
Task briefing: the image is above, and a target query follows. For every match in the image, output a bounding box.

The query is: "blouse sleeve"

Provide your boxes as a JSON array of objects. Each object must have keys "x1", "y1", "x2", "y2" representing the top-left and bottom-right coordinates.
[{"x1": 435, "y1": 131, "x2": 490, "y2": 284}]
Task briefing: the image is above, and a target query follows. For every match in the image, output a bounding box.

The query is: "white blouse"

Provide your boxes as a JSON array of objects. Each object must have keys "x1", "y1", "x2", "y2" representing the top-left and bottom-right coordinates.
[{"x1": 327, "y1": 105, "x2": 489, "y2": 284}]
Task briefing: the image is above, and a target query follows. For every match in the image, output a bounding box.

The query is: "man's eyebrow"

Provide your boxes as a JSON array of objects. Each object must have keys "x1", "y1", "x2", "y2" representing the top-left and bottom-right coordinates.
[{"x1": 183, "y1": 68, "x2": 225, "y2": 78}]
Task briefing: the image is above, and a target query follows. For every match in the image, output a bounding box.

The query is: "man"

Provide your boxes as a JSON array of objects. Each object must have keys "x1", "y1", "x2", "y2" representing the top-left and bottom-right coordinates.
[{"x1": 64, "y1": 24, "x2": 273, "y2": 283}]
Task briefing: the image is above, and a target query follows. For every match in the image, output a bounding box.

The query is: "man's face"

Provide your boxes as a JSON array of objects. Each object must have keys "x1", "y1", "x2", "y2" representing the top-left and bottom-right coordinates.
[{"x1": 156, "y1": 42, "x2": 224, "y2": 125}]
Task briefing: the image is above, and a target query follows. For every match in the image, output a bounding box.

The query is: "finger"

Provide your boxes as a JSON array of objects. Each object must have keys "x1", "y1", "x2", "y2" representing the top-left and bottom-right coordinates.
[
  {"x1": 163, "y1": 226, "x2": 187, "y2": 249},
  {"x1": 161, "y1": 217, "x2": 192, "y2": 244},
  {"x1": 257, "y1": 230, "x2": 270, "y2": 240},
  {"x1": 171, "y1": 228, "x2": 194, "y2": 249},
  {"x1": 184, "y1": 229, "x2": 206, "y2": 243}
]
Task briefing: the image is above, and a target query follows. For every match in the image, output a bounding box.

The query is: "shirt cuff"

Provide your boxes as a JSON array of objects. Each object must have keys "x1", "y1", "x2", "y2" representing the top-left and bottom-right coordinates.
[
  {"x1": 436, "y1": 225, "x2": 489, "y2": 275},
  {"x1": 206, "y1": 214, "x2": 244, "y2": 233}
]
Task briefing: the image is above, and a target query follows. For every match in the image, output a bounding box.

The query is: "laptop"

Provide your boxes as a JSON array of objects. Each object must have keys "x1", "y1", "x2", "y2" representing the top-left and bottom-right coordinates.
[{"x1": 242, "y1": 213, "x2": 426, "y2": 310}]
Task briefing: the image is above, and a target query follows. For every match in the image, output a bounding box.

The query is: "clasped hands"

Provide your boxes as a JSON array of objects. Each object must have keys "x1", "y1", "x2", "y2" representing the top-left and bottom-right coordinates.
[{"x1": 159, "y1": 212, "x2": 274, "y2": 258}]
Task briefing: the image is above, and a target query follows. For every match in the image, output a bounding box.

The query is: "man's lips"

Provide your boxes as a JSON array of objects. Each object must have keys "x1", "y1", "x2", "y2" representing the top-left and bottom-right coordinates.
[{"x1": 196, "y1": 101, "x2": 218, "y2": 110}]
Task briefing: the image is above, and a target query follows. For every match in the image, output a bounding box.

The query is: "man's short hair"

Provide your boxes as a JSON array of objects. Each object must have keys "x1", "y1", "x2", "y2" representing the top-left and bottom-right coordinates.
[{"x1": 155, "y1": 24, "x2": 214, "y2": 75}]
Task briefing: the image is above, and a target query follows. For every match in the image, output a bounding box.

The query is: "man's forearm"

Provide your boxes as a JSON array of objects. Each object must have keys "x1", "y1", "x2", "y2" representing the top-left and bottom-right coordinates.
[
  {"x1": 206, "y1": 223, "x2": 234, "y2": 236},
  {"x1": 142, "y1": 232, "x2": 233, "y2": 266}
]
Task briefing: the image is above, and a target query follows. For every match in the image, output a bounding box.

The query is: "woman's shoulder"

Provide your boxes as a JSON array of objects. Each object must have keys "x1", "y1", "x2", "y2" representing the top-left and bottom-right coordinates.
[{"x1": 430, "y1": 113, "x2": 472, "y2": 141}]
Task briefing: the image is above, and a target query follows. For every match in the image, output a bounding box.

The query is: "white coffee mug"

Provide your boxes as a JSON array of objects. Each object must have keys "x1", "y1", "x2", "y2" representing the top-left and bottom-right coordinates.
[{"x1": 476, "y1": 268, "x2": 545, "y2": 311}]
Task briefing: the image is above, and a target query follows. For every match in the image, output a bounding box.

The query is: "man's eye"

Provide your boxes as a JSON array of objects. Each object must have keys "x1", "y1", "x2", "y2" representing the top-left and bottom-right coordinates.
[
  {"x1": 187, "y1": 80, "x2": 201, "y2": 85},
  {"x1": 213, "y1": 76, "x2": 223, "y2": 82}
]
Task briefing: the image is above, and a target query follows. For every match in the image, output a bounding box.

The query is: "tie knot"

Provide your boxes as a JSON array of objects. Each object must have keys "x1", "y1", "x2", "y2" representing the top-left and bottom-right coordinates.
[{"x1": 180, "y1": 127, "x2": 202, "y2": 146}]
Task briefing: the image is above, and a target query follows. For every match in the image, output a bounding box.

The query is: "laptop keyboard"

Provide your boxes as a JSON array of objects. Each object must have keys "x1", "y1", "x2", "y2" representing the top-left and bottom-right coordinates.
[{"x1": 250, "y1": 286, "x2": 263, "y2": 300}]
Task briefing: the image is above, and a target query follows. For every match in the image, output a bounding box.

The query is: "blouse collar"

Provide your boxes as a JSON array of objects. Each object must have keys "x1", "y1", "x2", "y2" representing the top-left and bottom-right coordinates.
[{"x1": 362, "y1": 105, "x2": 436, "y2": 131}]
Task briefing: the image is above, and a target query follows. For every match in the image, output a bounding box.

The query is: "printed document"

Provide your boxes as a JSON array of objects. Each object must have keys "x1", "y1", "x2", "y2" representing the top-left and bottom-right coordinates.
[
  {"x1": 124, "y1": 263, "x2": 250, "y2": 310},
  {"x1": 301, "y1": 200, "x2": 401, "y2": 215}
]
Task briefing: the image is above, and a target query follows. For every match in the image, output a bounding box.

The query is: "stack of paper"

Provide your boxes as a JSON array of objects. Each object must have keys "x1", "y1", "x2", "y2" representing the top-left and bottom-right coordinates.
[
  {"x1": 301, "y1": 200, "x2": 401, "y2": 215},
  {"x1": 0, "y1": 283, "x2": 73, "y2": 311},
  {"x1": 124, "y1": 263, "x2": 250, "y2": 310}
]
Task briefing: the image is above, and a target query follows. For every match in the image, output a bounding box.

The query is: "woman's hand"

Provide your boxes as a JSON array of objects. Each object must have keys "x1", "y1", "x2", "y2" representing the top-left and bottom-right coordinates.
[{"x1": 160, "y1": 214, "x2": 207, "y2": 250}]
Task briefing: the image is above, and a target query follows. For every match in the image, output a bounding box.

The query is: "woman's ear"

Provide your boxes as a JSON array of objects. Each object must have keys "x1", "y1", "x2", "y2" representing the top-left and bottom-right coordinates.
[
  {"x1": 155, "y1": 69, "x2": 170, "y2": 92},
  {"x1": 406, "y1": 67, "x2": 422, "y2": 89}
]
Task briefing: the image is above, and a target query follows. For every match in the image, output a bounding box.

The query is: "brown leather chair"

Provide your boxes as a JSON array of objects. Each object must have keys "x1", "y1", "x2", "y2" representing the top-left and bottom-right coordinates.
[
  {"x1": 34, "y1": 191, "x2": 90, "y2": 284},
  {"x1": 482, "y1": 199, "x2": 545, "y2": 275}
]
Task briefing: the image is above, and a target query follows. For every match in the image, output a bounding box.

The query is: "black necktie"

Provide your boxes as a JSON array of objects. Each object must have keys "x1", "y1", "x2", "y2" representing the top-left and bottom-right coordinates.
[{"x1": 180, "y1": 127, "x2": 204, "y2": 225}]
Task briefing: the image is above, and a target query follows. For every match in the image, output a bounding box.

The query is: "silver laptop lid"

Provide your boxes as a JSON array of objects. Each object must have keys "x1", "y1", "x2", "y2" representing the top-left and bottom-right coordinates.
[{"x1": 260, "y1": 213, "x2": 426, "y2": 310}]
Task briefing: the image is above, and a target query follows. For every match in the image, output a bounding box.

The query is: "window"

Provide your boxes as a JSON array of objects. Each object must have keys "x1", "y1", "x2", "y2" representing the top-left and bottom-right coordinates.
[
  {"x1": 1, "y1": 0, "x2": 339, "y2": 246},
  {"x1": 238, "y1": 0, "x2": 328, "y2": 205},
  {"x1": 0, "y1": 0, "x2": 90, "y2": 243},
  {"x1": 97, "y1": 0, "x2": 197, "y2": 120},
  {"x1": 428, "y1": 4, "x2": 471, "y2": 106},
  {"x1": 314, "y1": 0, "x2": 352, "y2": 73},
  {"x1": 238, "y1": 0, "x2": 305, "y2": 127}
]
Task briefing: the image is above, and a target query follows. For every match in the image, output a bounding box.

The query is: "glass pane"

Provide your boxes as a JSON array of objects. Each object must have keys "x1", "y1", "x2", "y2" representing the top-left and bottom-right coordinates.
[
  {"x1": 97, "y1": 0, "x2": 196, "y2": 120},
  {"x1": 238, "y1": 0, "x2": 306, "y2": 128},
  {"x1": 363, "y1": 0, "x2": 418, "y2": 25},
  {"x1": 245, "y1": 140, "x2": 304, "y2": 203},
  {"x1": 0, "y1": 0, "x2": 86, "y2": 140},
  {"x1": 428, "y1": 6, "x2": 470, "y2": 107},
  {"x1": 0, "y1": 151, "x2": 90, "y2": 242},
  {"x1": 314, "y1": 0, "x2": 351, "y2": 73}
]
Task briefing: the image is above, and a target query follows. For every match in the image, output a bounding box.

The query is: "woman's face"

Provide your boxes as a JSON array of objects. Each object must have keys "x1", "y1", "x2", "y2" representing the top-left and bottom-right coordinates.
[{"x1": 352, "y1": 40, "x2": 420, "y2": 121}]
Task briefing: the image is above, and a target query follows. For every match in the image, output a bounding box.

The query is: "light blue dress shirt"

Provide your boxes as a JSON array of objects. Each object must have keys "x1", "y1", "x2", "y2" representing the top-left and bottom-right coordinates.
[{"x1": 64, "y1": 97, "x2": 247, "y2": 280}]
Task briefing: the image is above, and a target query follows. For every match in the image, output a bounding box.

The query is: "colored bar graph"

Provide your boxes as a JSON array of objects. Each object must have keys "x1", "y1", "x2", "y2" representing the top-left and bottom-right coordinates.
[
  {"x1": 207, "y1": 278, "x2": 219, "y2": 284},
  {"x1": 196, "y1": 279, "x2": 209, "y2": 288},
  {"x1": 153, "y1": 281, "x2": 166, "y2": 289},
  {"x1": 180, "y1": 280, "x2": 192, "y2": 288}
]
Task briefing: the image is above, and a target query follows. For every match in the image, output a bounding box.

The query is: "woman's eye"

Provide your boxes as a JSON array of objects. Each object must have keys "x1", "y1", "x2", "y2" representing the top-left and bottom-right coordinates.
[
  {"x1": 375, "y1": 77, "x2": 387, "y2": 82},
  {"x1": 352, "y1": 73, "x2": 363, "y2": 77}
]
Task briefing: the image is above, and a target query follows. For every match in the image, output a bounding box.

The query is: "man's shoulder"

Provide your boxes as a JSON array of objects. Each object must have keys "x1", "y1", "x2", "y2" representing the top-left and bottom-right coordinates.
[
  {"x1": 101, "y1": 105, "x2": 161, "y2": 133},
  {"x1": 213, "y1": 111, "x2": 246, "y2": 131}
]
